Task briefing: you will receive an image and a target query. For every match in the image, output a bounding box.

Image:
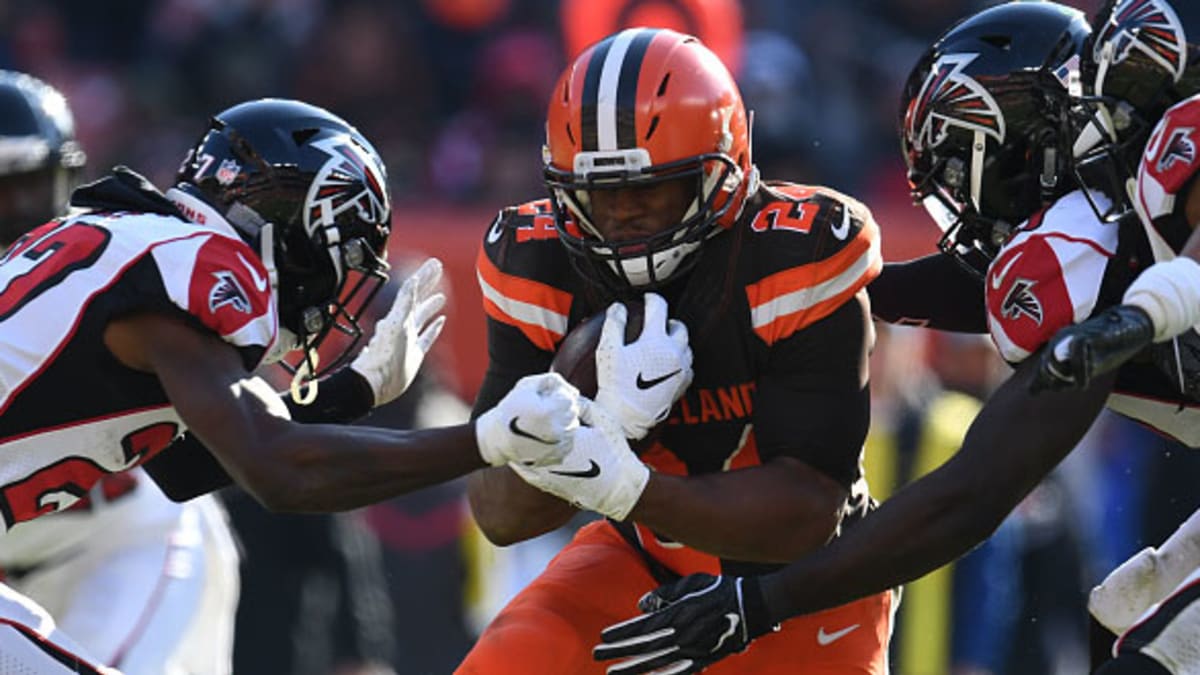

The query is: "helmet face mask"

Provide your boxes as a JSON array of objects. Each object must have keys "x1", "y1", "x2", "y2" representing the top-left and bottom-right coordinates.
[
  {"x1": 0, "y1": 71, "x2": 86, "y2": 247},
  {"x1": 900, "y1": 2, "x2": 1091, "y2": 277},
  {"x1": 543, "y1": 28, "x2": 755, "y2": 294},
  {"x1": 176, "y1": 99, "x2": 391, "y2": 377}
]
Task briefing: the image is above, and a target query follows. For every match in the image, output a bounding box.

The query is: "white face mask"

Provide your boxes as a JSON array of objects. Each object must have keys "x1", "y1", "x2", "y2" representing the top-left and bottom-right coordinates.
[{"x1": 603, "y1": 239, "x2": 702, "y2": 288}]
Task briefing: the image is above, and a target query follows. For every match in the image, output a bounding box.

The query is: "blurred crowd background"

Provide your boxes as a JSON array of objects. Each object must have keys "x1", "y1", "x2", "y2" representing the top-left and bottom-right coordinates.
[{"x1": 8, "y1": 0, "x2": 1200, "y2": 674}]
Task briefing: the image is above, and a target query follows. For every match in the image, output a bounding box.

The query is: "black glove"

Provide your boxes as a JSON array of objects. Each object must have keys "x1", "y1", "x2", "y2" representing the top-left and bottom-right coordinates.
[
  {"x1": 1033, "y1": 305, "x2": 1155, "y2": 393},
  {"x1": 593, "y1": 574, "x2": 778, "y2": 674}
]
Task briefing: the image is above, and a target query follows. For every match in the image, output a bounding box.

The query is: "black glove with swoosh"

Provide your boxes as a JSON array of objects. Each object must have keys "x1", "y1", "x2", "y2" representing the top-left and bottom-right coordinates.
[
  {"x1": 1033, "y1": 305, "x2": 1155, "y2": 393},
  {"x1": 593, "y1": 574, "x2": 778, "y2": 674}
]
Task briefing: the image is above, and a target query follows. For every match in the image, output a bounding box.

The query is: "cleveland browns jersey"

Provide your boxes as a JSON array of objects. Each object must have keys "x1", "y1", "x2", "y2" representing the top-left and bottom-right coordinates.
[
  {"x1": 0, "y1": 184, "x2": 276, "y2": 533},
  {"x1": 984, "y1": 189, "x2": 1200, "y2": 446},
  {"x1": 475, "y1": 182, "x2": 882, "y2": 578}
]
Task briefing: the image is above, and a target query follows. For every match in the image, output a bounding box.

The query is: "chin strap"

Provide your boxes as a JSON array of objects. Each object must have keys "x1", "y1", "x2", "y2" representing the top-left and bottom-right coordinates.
[{"x1": 289, "y1": 349, "x2": 320, "y2": 405}]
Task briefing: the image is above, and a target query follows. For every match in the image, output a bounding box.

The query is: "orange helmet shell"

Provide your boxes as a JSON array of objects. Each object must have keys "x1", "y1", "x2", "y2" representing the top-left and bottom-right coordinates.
[{"x1": 545, "y1": 28, "x2": 753, "y2": 229}]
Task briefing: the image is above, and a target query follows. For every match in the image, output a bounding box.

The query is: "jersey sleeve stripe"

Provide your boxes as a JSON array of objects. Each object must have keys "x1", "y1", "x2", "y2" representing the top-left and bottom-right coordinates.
[
  {"x1": 746, "y1": 231, "x2": 881, "y2": 344},
  {"x1": 476, "y1": 249, "x2": 572, "y2": 351}
]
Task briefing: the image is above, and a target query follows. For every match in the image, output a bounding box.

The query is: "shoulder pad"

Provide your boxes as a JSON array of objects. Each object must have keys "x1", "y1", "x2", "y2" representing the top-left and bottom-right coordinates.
[
  {"x1": 477, "y1": 199, "x2": 576, "y2": 351},
  {"x1": 742, "y1": 182, "x2": 881, "y2": 345},
  {"x1": 986, "y1": 193, "x2": 1117, "y2": 362},
  {"x1": 151, "y1": 233, "x2": 276, "y2": 365}
]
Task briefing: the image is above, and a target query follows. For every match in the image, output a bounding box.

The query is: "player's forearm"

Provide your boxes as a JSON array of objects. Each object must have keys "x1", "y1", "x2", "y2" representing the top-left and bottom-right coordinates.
[
  {"x1": 221, "y1": 423, "x2": 486, "y2": 512},
  {"x1": 467, "y1": 466, "x2": 578, "y2": 545},
  {"x1": 757, "y1": 456, "x2": 999, "y2": 622},
  {"x1": 627, "y1": 457, "x2": 845, "y2": 562},
  {"x1": 757, "y1": 359, "x2": 1115, "y2": 622}
]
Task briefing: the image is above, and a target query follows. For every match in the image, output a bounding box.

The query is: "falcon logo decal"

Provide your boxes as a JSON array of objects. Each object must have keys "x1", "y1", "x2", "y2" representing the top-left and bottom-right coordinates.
[
  {"x1": 1156, "y1": 127, "x2": 1197, "y2": 173},
  {"x1": 1094, "y1": 0, "x2": 1187, "y2": 82},
  {"x1": 209, "y1": 270, "x2": 252, "y2": 314},
  {"x1": 905, "y1": 53, "x2": 1006, "y2": 154},
  {"x1": 304, "y1": 134, "x2": 391, "y2": 233},
  {"x1": 1000, "y1": 278, "x2": 1044, "y2": 325}
]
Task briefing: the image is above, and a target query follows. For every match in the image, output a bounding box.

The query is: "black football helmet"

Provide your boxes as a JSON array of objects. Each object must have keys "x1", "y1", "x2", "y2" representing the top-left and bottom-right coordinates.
[
  {"x1": 900, "y1": 1, "x2": 1091, "y2": 276},
  {"x1": 176, "y1": 98, "x2": 391, "y2": 378},
  {"x1": 0, "y1": 70, "x2": 86, "y2": 247},
  {"x1": 1072, "y1": 0, "x2": 1199, "y2": 221}
]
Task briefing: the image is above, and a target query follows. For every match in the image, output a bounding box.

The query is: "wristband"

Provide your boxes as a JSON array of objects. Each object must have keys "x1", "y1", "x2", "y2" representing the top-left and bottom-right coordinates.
[
  {"x1": 1123, "y1": 256, "x2": 1200, "y2": 342},
  {"x1": 283, "y1": 367, "x2": 375, "y2": 424}
]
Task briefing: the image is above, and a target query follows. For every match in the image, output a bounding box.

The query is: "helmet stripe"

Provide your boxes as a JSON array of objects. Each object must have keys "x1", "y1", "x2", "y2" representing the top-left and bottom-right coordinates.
[
  {"x1": 596, "y1": 29, "x2": 644, "y2": 150},
  {"x1": 580, "y1": 35, "x2": 614, "y2": 151},
  {"x1": 582, "y1": 28, "x2": 656, "y2": 152},
  {"x1": 615, "y1": 29, "x2": 656, "y2": 149}
]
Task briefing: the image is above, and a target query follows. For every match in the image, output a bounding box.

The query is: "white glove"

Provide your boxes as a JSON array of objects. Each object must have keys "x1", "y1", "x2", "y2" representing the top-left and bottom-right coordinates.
[
  {"x1": 595, "y1": 293, "x2": 693, "y2": 440},
  {"x1": 476, "y1": 372, "x2": 581, "y2": 467},
  {"x1": 1089, "y1": 507, "x2": 1200, "y2": 634},
  {"x1": 351, "y1": 257, "x2": 447, "y2": 407},
  {"x1": 511, "y1": 400, "x2": 650, "y2": 521}
]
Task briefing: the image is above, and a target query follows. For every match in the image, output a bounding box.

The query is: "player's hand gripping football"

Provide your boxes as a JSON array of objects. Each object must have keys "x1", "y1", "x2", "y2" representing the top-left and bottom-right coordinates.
[
  {"x1": 510, "y1": 399, "x2": 650, "y2": 521},
  {"x1": 350, "y1": 257, "x2": 447, "y2": 406},
  {"x1": 1033, "y1": 305, "x2": 1155, "y2": 393},
  {"x1": 596, "y1": 293, "x2": 693, "y2": 440},
  {"x1": 475, "y1": 372, "x2": 581, "y2": 467},
  {"x1": 594, "y1": 574, "x2": 779, "y2": 674}
]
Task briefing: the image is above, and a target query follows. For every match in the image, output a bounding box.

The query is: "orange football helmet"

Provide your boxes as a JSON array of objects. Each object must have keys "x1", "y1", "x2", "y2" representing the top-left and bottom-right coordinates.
[{"x1": 544, "y1": 27, "x2": 757, "y2": 291}]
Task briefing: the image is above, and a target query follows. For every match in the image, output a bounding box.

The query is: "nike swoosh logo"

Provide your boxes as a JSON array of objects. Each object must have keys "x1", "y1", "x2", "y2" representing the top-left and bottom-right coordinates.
[
  {"x1": 830, "y1": 208, "x2": 851, "y2": 241},
  {"x1": 549, "y1": 460, "x2": 600, "y2": 478},
  {"x1": 816, "y1": 623, "x2": 860, "y2": 646},
  {"x1": 990, "y1": 252, "x2": 1022, "y2": 291},
  {"x1": 486, "y1": 219, "x2": 504, "y2": 244},
  {"x1": 636, "y1": 369, "x2": 681, "y2": 390},
  {"x1": 507, "y1": 417, "x2": 554, "y2": 445},
  {"x1": 237, "y1": 253, "x2": 268, "y2": 293},
  {"x1": 711, "y1": 613, "x2": 741, "y2": 653}
]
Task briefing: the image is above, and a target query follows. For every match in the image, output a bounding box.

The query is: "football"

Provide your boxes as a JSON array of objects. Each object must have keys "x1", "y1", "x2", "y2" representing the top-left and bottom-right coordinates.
[{"x1": 550, "y1": 298, "x2": 646, "y2": 398}]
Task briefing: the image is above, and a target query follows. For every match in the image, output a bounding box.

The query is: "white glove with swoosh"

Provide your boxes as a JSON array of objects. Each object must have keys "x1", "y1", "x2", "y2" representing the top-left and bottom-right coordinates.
[
  {"x1": 475, "y1": 372, "x2": 581, "y2": 467},
  {"x1": 510, "y1": 399, "x2": 649, "y2": 521},
  {"x1": 596, "y1": 293, "x2": 693, "y2": 440},
  {"x1": 350, "y1": 257, "x2": 447, "y2": 407}
]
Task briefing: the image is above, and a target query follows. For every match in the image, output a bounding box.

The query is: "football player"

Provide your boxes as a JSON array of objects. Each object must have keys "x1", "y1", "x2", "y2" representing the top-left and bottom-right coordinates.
[
  {"x1": 0, "y1": 96, "x2": 586, "y2": 673},
  {"x1": 0, "y1": 69, "x2": 241, "y2": 675},
  {"x1": 592, "y1": 3, "x2": 1200, "y2": 674},
  {"x1": 459, "y1": 27, "x2": 892, "y2": 674}
]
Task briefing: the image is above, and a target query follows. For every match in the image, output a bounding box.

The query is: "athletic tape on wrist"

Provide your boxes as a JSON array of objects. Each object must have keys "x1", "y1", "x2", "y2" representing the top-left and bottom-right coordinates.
[{"x1": 1123, "y1": 257, "x2": 1200, "y2": 342}]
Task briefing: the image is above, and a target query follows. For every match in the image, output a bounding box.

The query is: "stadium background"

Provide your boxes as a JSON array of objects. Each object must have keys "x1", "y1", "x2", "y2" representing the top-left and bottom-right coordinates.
[{"x1": 7, "y1": 1, "x2": 1200, "y2": 673}]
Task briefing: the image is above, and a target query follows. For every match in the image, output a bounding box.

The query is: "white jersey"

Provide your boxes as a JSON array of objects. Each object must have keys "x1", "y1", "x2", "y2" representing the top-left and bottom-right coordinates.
[
  {"x1": 0, "y1": 195, "x2": 275, "y2": 531},
  {"x1": 984, "y1": 189, "x2": 1200, "y2": 447}
]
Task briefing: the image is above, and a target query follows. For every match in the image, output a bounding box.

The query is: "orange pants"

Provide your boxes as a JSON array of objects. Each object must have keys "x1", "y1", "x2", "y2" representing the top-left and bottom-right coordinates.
[{"x1": 457, "y1": 521, "x2": 895, "y2": 675}]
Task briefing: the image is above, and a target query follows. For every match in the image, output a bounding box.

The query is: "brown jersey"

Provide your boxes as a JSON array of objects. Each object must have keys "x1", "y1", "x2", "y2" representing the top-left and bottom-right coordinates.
[{"x1": 475, "y1": 182, "x2": 882, "y2": 577}]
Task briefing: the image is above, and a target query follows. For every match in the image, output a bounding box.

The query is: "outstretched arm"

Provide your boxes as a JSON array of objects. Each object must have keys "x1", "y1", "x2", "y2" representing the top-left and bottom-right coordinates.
[
  {"x1": 106, "y1": 312, "x2": 578, "y2": 513},
  {"x1": 758, "y1": 357, "x2": 1114, "y2": 618},
  {"x1": 595, "y1": 356, "x2": 1115, "y2": 674}
]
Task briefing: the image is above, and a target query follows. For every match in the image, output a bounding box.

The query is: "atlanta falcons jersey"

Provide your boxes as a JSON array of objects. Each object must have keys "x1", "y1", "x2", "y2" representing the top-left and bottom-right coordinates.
[
  {"x1": 985, "y1": 189, "x2": 1200, "y2": 446},
  {"x1": 0, "y1": 187, "x2": 276, "y2": 533},
  {"x1": 475, "y1": 181, "x2": 882, "y2": 578}
]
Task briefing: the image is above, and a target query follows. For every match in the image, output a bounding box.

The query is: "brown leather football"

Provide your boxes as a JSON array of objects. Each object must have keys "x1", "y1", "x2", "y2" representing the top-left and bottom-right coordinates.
[{"x1": 549, "y1": 298, "x2": 645, "y2": 399}]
